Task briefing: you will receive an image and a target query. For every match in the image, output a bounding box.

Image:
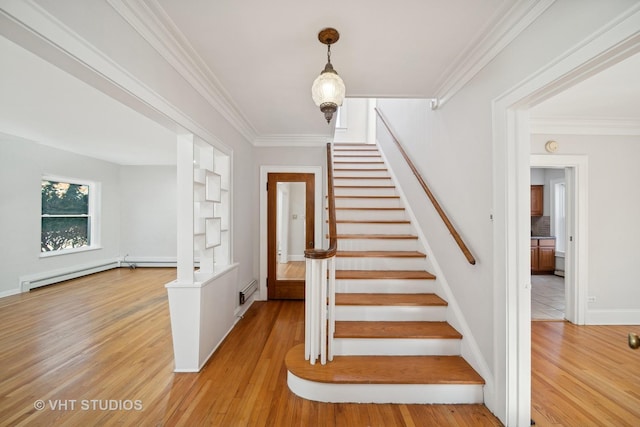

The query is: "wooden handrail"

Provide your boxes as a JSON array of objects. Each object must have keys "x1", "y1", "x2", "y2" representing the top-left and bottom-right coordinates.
[
  {"x1": 305, "y1": 143, "x2": 337, "y2": 260},
  {"x1": 375, "y1": 108, "x2": 476, "y2": 265}
]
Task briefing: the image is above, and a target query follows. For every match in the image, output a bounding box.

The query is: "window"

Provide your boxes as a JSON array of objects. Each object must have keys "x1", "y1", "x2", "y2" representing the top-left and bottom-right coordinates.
[{"x1": 41, "y1": 176, "x2": 98, "y2": 255}]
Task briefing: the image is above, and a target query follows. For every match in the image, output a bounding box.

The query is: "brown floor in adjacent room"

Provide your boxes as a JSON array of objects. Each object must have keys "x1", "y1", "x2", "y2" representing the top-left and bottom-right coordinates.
[{"x1": 0, "y1": 268, "x2": 638, "y2": 426}]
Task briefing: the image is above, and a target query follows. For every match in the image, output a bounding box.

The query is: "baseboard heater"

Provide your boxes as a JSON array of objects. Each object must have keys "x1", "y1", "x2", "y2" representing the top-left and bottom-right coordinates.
[
  {"x1": 20, "y1": 260, "x2": 119, "y2": 292},
  {"x1": 239, "y1": 279, "x2": 258, "y2": 305}
]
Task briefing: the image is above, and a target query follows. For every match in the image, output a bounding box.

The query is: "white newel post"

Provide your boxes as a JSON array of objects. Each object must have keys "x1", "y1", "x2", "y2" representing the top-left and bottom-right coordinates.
[{"x1": 304, "y1": 255, "x2": 336, "y2": 365}]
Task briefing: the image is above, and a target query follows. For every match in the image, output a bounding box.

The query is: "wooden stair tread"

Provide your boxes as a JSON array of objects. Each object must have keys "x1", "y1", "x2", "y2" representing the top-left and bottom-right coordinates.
[
  {"x1": 336, "y1": 270, "x2": 436, "y2": 280},
  {"x1": 334, "y1": 321, "x2": 462, "y2": 339},
  {"x1": 286, "y1": 344, "x2": 484, "y2": 385},
  {"x1": 336, "y1": 234, "x2": 417, "y2": 240},
  {"x1": 336, "y1": 250, "x2": 425, "y2": 258},
  {"x1": 335, "y1": 195, "x2": 399, "y2": 199},
  {"x1": 335, "y1": 293, "x2": 447, "y2": 306},
  {"x1": 334, "y1": 176, "x2": 389, "y2": 179},
  {"x1": 334, "y1": 154, "x2": 381, "y2": 157},
  {"x1": 334, "y1": 168, "x2": 388, "y2": 171}
]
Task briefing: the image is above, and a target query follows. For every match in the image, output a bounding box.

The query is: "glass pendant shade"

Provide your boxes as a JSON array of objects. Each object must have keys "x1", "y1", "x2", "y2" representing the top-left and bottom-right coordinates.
[{"x1": 311, "y1": 64, "x2": 345, "y2": 123}]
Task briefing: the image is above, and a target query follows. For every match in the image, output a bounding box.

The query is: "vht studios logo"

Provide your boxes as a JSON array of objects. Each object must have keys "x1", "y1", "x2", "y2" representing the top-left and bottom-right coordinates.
[{"x1": 34, "y1": 399, "x2": 143, "y2": 411}]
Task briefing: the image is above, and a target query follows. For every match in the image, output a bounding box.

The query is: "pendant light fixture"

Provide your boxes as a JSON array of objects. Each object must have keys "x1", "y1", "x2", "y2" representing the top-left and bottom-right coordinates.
[{"x1": 311, "y1": 28, "x2": 346, "y2": 124}]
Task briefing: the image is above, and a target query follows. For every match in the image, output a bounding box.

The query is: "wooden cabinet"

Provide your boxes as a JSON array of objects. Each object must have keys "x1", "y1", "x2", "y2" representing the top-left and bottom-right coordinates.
[
  {"x1": 531, "y1": 238, "x2": 555, "y2": 274},
  {"x1": 531, "y1": 185, "x2": 543, "y2": 216}
]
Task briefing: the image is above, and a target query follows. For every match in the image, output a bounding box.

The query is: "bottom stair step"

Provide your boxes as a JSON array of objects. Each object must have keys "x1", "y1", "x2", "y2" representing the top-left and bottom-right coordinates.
[{"x1": 285, "y1": 344, "x2": 484, "y2": 404}]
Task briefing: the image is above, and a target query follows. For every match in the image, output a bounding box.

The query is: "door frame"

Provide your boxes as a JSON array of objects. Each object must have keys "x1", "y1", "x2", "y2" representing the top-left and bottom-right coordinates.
[
  {"x1": 267, "y1": 173, "x2": 315, "y2": 299},
  {"x1": 530, "y1": 157, "x2": 589, "y2": 325},
  {"x1": 259, "y1": 166, "x2": 323, "y2": 301},
  {"x1": 493, "y1": 13, "x2": 640, "y2": 424}
]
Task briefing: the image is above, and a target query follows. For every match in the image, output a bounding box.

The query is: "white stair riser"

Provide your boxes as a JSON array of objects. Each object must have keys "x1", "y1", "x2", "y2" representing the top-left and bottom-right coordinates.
[
  {"x1": 335, "y1": 305, "x2": 447, "y2": 321},
  {"x1": 336, "y1": 209, "x2": 407, "y2": 221},
  {"x1": 337, "y1": 238, "x2": 418, "y2": 251},
  {"x1": 333, "y1": 163, "x2": 386, "y2": 170},
  {"x1": 335, "y1": 198, "x2": 402, "y2": 208},
  {"x1": 336, "y1": 279, "x2": 436, "y2": 294},
  {"x1": 336, "y1": 257, "x2": 426, "y2": 271},
  {"x1": 288, "y1": 373, "x2": 484, "y2": 404},
  {"x1": 333, "y1": 150, "x2": 379, "y2": 156},
  {"x1": 334, "y1": 170, "x2": 389, "y2": 178},
  {"x1": 333, "y1": 338, "x2": 461, "y2": 356},
  {"x1": 334, "y1": 187, "x2": 397, "y2": 197},
  {"x1": 333, "y1": 178, "x2": 393, "y2": 186},
  {"x1": 337, "y1": 222, "x2": 413, "y2": 234}
]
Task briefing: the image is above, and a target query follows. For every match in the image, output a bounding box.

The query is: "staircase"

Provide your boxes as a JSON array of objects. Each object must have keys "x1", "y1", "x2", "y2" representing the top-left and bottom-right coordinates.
[{"x1": 285, "y1": 143, "x2": 484, "y2": 404}]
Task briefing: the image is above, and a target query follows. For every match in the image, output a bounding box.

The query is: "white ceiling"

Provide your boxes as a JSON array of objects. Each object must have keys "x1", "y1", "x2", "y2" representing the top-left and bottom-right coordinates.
[{"x1": 0, "y1": 1, "x2": 638, "y2": 165}]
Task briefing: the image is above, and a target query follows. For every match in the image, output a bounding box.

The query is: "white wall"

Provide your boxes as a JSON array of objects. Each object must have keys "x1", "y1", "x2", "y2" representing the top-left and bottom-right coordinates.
[
  {"x1": 334, "y1": 98, "x2": 369, "y2": 143},
  {"x1": 532, "y1": 134, "x2": 640, "y2": 321},
  {"x1": 0, "y1": 138, "x2": 121, "y2": 296},
  {"x1": 119, "y1": 165, "x2": 177, "y2": 263}
]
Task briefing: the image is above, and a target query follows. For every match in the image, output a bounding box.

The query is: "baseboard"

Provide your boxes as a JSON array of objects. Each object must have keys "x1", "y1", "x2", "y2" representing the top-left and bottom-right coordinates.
[
  {"x1": 19, "y1": 259, "x2": 120, "y2": 292},
  {"x1": 119, "y1": 256, "x2": 177, "y2": 268},
  {"x1": 586, "y1": 309, "x2": 640, "y2": 325}
]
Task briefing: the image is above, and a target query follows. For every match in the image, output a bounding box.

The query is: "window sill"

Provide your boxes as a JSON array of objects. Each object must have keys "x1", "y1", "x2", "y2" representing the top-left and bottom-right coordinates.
[{"x1": 40, "y1": 245, "x2": 102, "y2": 258}]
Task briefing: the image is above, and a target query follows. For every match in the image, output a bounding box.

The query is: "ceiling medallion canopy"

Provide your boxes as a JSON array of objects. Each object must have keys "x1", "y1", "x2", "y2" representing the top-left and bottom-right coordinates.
[{"x1": 311, "y1": 28, "x2": 346, "y2": 124}]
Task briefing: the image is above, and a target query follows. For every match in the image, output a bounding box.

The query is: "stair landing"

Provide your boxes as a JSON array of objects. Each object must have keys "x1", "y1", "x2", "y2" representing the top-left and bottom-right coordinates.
[{"x1": 285, "y1": 344, "x2": 484, "y2": 404}]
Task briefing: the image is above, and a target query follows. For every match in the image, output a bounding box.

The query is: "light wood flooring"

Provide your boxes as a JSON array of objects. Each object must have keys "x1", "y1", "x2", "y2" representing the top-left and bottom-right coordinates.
[
  {"x1": 276, "y1": 261, "x2": 305, "y2": 280},
  {"x1": 0, "y1": 268, "x2": 638, "y2": 426}
]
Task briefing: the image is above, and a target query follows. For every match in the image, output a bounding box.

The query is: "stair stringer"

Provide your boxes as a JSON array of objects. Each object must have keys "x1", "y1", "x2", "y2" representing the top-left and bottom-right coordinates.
[{"x1": 375, "y1": 142, "x2": 495, "y2": 405}]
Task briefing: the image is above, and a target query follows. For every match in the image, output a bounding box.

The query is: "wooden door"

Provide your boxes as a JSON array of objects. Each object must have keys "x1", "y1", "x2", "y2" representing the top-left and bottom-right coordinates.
[{"x1": 267, "y1": 173, "x2": 315, "y2": 299}]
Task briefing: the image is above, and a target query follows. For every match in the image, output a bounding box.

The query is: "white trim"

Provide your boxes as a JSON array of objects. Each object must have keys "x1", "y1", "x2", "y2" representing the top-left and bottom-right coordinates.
[
  {"x1": 493, "y1": 6, "x2": 640, "y2": 425},
  {"x1": 252, "y1": 135, "x2": 331, "y2": 147},
  {"x1": 259, "y1": 166, "x2": 323, "y2": 301},
  {"x1": 530, "y1": 116, "x2": 640, "y2": 136},
  {"x1": 586, "y1": 309, "x2": 640, "y2": 325},
  {"x1": 531, "y1": 155, "x2": 589, "y2": 325},
  {"x1": 287, "y1": 372, "x2": 484, "y2": 404},
  {"x1": 434, "y1": 0, "x2": 556, "y2": 107}
]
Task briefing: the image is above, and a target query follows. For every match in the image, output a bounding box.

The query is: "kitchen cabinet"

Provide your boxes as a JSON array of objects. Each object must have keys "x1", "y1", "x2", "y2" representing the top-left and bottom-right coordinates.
[
  {"x1": 531, "y1": 185, "x2": 543, "y2": 216},
  {"x1": 531, "y1": 238, "x2": 555, "y2": 274}
]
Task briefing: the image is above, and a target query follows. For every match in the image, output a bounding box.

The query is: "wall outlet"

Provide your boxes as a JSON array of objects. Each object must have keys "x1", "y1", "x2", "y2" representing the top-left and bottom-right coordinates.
[{"x1": 588, "y1": 296, "x2": 596, "y2": 303}]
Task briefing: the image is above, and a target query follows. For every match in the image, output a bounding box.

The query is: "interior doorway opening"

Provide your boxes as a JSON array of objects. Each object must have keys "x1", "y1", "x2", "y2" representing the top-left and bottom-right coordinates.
[{"x1": 530, "y1": 167, "x2": 567, "y2": 321}]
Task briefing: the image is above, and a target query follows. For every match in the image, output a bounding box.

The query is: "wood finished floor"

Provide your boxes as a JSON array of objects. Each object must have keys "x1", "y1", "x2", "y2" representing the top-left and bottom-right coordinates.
[{"x1": 0, "y1": 268, "x2": 638, "y2": 426}]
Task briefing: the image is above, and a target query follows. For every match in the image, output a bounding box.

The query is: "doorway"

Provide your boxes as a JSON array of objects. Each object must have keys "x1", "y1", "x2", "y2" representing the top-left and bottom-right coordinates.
[
  {"x1": 267, "y1": 173, "x2": 315, "y2": 299},
  {"x1": 530, "y1": 167, "x2": 566, "y2": 321}
]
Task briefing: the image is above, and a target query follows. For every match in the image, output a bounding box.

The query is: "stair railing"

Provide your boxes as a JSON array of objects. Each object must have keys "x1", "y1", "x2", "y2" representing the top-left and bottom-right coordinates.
[
  {"x1": 304, "y1": 142, "x2": 337, "y2": 365},
  {"x1": 375, "y1": 108, "x2": 476, "y2": 265}
]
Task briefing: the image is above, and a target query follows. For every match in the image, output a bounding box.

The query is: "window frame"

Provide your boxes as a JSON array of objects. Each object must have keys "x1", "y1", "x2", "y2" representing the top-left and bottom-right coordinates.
[{"x1": 40, "y1": 174, "x2": 101, "y2": 257}]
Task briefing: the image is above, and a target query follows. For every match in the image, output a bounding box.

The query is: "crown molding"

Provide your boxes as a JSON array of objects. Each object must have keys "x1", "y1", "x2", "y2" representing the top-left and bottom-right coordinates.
[
  {"x1": 253, "y1": 135, "x2": 331, "y2": 147},
  {"x1": 433, "y1": 0, "x2": 556, "y2": 108},
  {"x1": 530, "y1": 116, "x2": 640, "y2": 136},
  {"x1": 0, "y1": 0, "x2": 233, "y2": 156},
  {"x1": 107, "y1": 0, "x2": 258, "y2": 143}
]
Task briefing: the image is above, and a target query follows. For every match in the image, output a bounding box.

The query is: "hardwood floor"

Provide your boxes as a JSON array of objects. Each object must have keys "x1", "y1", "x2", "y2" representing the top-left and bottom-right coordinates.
[
  {"x1": 531, "y1": 321, "x2": 640, "y2": 426},
  {"x1": 0, "y1": 268, "x2": 637, "y2": 426},
  {"x1": 276, "y1": 261, "x2": 305, "y2": 280}
]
